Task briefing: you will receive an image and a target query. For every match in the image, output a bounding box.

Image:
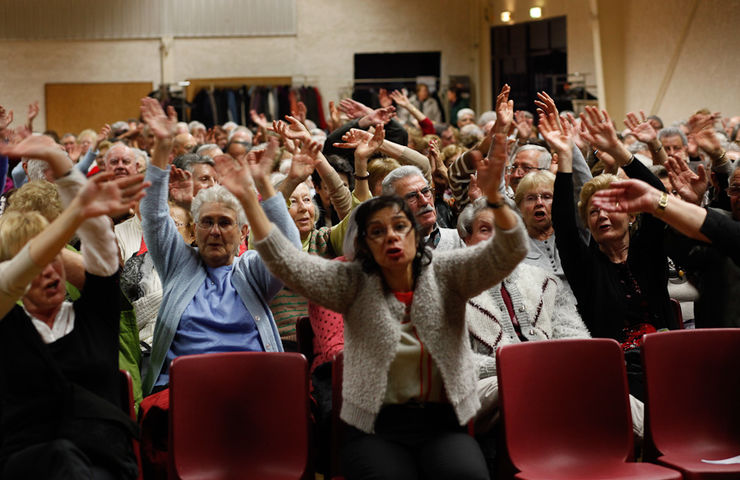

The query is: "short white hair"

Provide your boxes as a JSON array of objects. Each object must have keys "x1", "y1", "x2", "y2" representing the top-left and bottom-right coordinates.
[
  {"x1": 457, "y1": 108, "x2": 475, "y2": 122},
  {"x1": 477, "y1": 110, "x2": 497, "y2": 127},
  {"x1": 25, "y1": 159, "x2": 50, "y2": 182},
  {"x1": 191, "y1": 184, "x2": 248, "y2": 228},
  {"x1": 188, "y1": 121, "x2": 206, "y2": 133}
]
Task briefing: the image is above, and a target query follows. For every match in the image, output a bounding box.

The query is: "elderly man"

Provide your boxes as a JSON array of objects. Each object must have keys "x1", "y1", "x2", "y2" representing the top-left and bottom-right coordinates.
[
  {"x1": 104, "y1": 142, "x2": 139, "y2": 179},
  {"x1": 381, "y1": 165, "x2": 464, "y2": 250},
  {"x1": 457, "y1": 108, "x2": 476, "y2": 128},
  {"x1": 138, "y1": 98, "x2": 300, "y2": 395},
  {"x1": 658, "y1": 127, "x2": 689, "y2": 162},
  {"x1": 506, "y1": 145, "x2": 552, "y2": 195}
]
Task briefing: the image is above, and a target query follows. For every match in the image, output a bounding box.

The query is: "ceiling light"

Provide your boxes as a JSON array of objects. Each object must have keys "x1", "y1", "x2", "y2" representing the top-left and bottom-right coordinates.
[
  {"x1": 501, "y1": 11, "x2": 511, "y2": 22},
  {"x1": 530, "y1": 7, "x2": 542, "y2": 18}
]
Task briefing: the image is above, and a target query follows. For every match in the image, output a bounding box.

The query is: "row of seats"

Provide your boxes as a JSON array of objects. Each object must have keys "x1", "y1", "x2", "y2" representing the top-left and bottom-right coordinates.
[{"x1": 154, "y1": 328, "x2": 740, "y2": 480}]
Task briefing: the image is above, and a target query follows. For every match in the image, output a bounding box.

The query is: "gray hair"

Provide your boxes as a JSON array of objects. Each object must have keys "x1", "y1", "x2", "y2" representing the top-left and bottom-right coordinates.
[
  {"x1": 457, "y1": 108, "x2": 475, "y2": 122},
  {"x1": 227, "y1": 126, "x2": 253, "y2": 144},
  {"x1": 627, "y1": 141, "x2": 648, "y2": 154},
  {"x1": 188, "y1": 121, "x2": 206, "y2": 133},
  {"x1": 658, "y1": 127, "x2": 687, "y2": 146},
  {"x1": 380, "y1": 165, "x2": 426, "y2": 196},
  {"x1": 103, "y1": 142, "x2": 133, "y2": 163},
  {"x1": 25, "y1": 158, "x2": 50, "y2": 182},
  {"x1": 132, "y1": 148, "x2": 149, "y2": 166},
  {"x1": 196, "y1": 143, "x2": 221, "y2": 157},
  {"x1": 183, "y1": 154, "x2": 215, "y2": 173},
  {"x1": 512, "y1": 144, "x2": 552, "y2": 169},
  {"x1": 191, "y1": 184, "x2": 248, "y2": 228},
  {"x1": 456, "y1": 197, "x2": 489, "y2": 240},
  {"x1": 477, "y1": 110, "x2": 497, "y2": 126}
]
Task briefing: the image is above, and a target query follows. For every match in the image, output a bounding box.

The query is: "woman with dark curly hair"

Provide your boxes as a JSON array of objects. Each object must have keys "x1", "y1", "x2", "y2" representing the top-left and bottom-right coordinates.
[{"x1": 214, "y1": 132, "x2": 527, "y2": 480}]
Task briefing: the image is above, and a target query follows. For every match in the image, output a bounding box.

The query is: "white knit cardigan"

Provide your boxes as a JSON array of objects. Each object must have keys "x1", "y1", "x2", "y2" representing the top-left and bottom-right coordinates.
[
  {"x1": 467, "y1": 262, "x2": 591, "y2": 378},
  {"x1": 254, "y1": 217, "x2": 528, "y2": 433}
]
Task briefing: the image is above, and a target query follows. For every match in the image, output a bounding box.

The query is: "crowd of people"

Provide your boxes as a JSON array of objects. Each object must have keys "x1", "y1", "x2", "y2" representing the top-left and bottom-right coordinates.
[{"x1": 1, "y1": 79, "x2": 739, "y2": 479}]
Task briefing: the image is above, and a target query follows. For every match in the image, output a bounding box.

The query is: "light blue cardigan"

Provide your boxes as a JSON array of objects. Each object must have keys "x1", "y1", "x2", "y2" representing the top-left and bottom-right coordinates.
[{"x1": 140, "y1": 165, "x2": 300, "y2": 395}]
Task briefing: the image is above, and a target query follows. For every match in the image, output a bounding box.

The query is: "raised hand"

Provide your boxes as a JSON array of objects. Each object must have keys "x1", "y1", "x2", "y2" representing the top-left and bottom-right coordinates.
[
  {"x1": 97, "y1": 123, "x2": 112, "y2": 146},
  {"x1": 360, "y1": 106, "x2": 396, "y2": 128},
  {"x1": 288, "y1": 140, "x2": 323, "y2": 182},
  {"x1": 0, "y1": 134, "x2": 64, "y2": 162},
  {"x1": 250, "y1": 109, "x2": 269, "y2": 129},
  {"x1": 428, "y1": 138, "x2": 448, "y2": 187},
  {"x1": 538, "y1": 110, "x2": 573, "y2": 156},
  {"x1": 579, "y1": 106, "x2": 630, "y2": 164},
  {"x1": 328, "y1": 101, "x2": 342, "y2": 131},
  {"x1": 333, "y1": 128, "x2": 373, "y2": 149},
  {"x1": 355, "y1": 124, "x2": 385, "y2": 160},
  {"x1": 562, "y1": 112, "x2": 589, "y2": 152},
  {"x1": 688, "y1": 112, "x2": 723, "y2": 159},
  {"x1": 514, "y1": 110, "x2": 533, "y2": 141},
  {"x1": 246, "y1": 136, "x2": 280, "y2": 186},
  {"x1": 214, "y1": 154, "x2": 256, "y2": 201},
  {"x1": 389, "y1": 89, "x2": 411, "y2": 110},
  {"x1": 292, "y1": 101, "x2": 308, "y2": 125},
  {"x1": 493, "y1": 84, "x2": 513, "y2": 135},
  {"x1": 76, "y1": 171, "x2": 149, "y2": 219},
  {"x1": 468, "y1": 171, "x2": 483, "y2": 202},
  {"x1": 0, "y1": 106, "x2": 13, "y2": 131},
  {"x1": 475, "y1": 134, "x2": 507, "y2": 199},
  {"x1": 27, "y1": 101, "x2": 40, "y2": 126},
  {"x1": 338, "y1": 98, "x2": 374, "y2": 119},
  {"x1": 68, "y1": 143, "x2": 83, "y2": 163},
  {"x1": 590, "y1": 179, "x2": 660, "y2": 214},
  {"x1": 378, "y1": 88, "x2": 393, "y2": 108},
  {"x1": 169, "y1": 166, "x2": 194, "y2": 206},
  {"x1": 274, "y1": 115, "x2": 311, "y2": 144},
  {"x1": 534, "y1": 91, "x2": 561, "y2": 129},
  {"x1": 664, "y1": 155, "x2": 707, "y2": 205},
  {"x1": 624, "y1": 110, "x2": 657, "y2": 144},
  {"x1": 140, "y1": 97, "x2": 177, "y2": 140}
]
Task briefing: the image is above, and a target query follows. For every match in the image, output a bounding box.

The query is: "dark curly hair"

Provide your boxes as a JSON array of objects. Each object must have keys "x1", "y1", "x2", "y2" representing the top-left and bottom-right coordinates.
[{"x1": 353, "y1": 195, "x2": 432, "y2": 280}]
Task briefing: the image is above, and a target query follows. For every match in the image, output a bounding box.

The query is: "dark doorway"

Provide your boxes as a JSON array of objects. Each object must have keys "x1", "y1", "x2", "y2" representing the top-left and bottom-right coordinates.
[{"x1": 490, "y1": 17, "x2": 568, "y2": 113}]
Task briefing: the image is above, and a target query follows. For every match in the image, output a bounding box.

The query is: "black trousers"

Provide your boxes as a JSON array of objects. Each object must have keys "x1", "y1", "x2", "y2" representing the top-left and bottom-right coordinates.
[
  {"x1": 2, "y1": 439, "x2": 118, "y2": 480},
  {"x1": 341, "y1": 403, "x2": 490, "y2": 480}
]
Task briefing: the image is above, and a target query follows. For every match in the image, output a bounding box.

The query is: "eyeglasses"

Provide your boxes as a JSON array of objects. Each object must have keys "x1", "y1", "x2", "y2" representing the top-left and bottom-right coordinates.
[
  {"x1": 196, "y1": 218, "x2": 237, "y2": 232},
  {"x1": 522, "y1": 192, "x2": 553, "y2": 204},
  {"x1": 365, "y1": 221, "x2": 414, "y2": 243},
  {"x1": 403, "y1": 186, "x2": 433, "y2": 206},
  {"x1": 506, "y1": 163, "x2": 546, "y2": 174},
  {"x1": 728, "y1": 185, "x2": 740, "y2": 196}
]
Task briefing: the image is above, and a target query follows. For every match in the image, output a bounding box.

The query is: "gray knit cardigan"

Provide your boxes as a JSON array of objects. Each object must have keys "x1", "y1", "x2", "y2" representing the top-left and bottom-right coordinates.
[{"x1": 254, "y1": 217, "x2": 528, "y2": 433}]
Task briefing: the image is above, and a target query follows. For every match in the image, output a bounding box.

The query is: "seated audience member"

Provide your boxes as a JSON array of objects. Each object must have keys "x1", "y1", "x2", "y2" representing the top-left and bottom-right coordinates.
[
  {"x1": 0, "y1": 137, "x2": 147, "y2": 479},
  {"x1": 137, "y1": 98, "x2": 300, "y2": 396},
  {"x1": 267, "y1": 120, "x2": 372, "y2": 348},
  {"x1": 381, "y1": 165, "x2": 464, "y2": 250},
  {"x1": 457, "y1": 107, "x2": 476, "y2": 128},
  {"x1": 312, "y1": 154, "x2": 354, "y2": 228},
  {"x1": 457, "y1": 197, "x2": 588, "y2": 424},
  {"x1": 545, "y1": 107, "x2": 674, "y2": 400},
  {"x1": 216, "y1": 131, "x2": 527, "y2": 480},
  {"x1": 593, "y1": 164, "x2": 740, "y2": 327}
]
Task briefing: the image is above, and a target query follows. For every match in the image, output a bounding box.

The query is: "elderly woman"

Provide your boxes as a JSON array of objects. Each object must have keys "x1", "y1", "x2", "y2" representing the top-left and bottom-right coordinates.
[
  {"x1": 215, "y1": 132, "x2": 527, "y2": 480},
  {"x1": 543, "y1": 107, "x2": 674, "y2": 399},
  {"x1": 456, "y1": 198, "x2": 588, "y2": 429},
  {"x1": 0, "y1": 137, "x2": 147, "y2": 479}
]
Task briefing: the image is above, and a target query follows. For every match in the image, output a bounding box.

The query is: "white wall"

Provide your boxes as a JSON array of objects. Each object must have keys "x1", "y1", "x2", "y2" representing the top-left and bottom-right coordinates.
[
  {"x1": 1, "y1": 0, "x2": 737, "y2": 132},
  {"x1": 1, "y1": 0, "x2": 478, "y2": 132}
]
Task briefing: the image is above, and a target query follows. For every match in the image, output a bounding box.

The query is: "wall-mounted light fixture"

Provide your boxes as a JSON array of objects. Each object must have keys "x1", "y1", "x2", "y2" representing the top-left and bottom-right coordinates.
[
  {"x1": 529, "y1": 7, "x2": 542, "y2": 18},
  {"x1": 501, "y1": 10, "x2": 512, "y2": 22}
]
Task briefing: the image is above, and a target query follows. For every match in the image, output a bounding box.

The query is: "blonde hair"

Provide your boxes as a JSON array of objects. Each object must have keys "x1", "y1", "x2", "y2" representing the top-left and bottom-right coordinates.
[
  {"x1": 368, "y1": 157, "x2": 401, "y2": 195},
  {"x1": 578, "y1": 173, "x2": 619, "y2": 224},
  {"x1": 0, "y1": 210, "x2": 49, "y2": 261},
  {"x1": 514, "y1": 170, "x2": 555, "y2": 207},
  {"x1": 439, "y1": 144, "x2": 465, "y2": 168},
  {"x1": 6, "y1": 180, "x2": 62, "y2": 221}
]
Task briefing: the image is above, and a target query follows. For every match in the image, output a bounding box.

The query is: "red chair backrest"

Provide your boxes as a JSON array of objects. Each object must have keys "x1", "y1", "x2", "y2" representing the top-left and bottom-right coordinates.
[
  {"x1": 642, "y1": 329, "x2": 740, "y2": 459},
  {"x1": 169, "y1": 352, "x2": 310, "y2": 479},
  {"x1": 496, "y1": 339, "x2": 634, "y2": 473}
]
